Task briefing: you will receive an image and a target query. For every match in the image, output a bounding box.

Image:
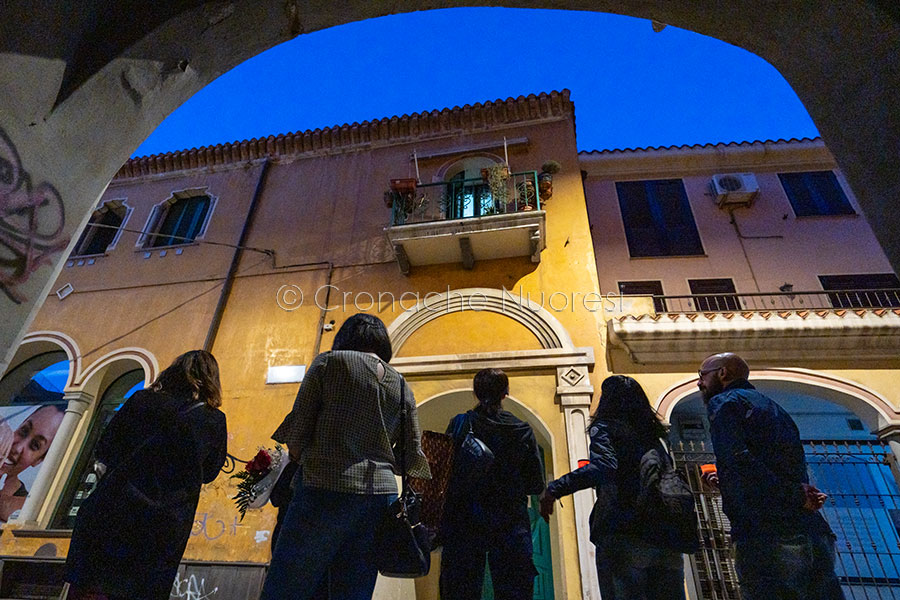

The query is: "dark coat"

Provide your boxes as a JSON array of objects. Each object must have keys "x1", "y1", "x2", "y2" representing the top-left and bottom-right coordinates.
[
  {"x1": 546, "y1": 418, "x2": 660, "y2": 542},
  {"x1": 66, "y1": 389, "x2": 227, "y2": 600},
  {"x1": 707, "y1": 379, "x2": 831, "y2": 542},
  {"x1": 441, "y1": 408, "x2": 544, "y2": 540}
]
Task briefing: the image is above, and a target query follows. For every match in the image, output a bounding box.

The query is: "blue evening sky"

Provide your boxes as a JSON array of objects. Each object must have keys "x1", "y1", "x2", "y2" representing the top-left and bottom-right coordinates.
[{"x1": 133, "y1": 8, "x2": 818, "y2": 158}]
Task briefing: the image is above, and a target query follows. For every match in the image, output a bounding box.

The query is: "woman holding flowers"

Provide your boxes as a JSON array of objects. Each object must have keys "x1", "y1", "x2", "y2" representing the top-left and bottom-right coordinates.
[
  {"x1": 65, "y1": 350, "x2": 227, "y2": 600},
  {"x1": 260, "y1": 313, "x2": 430, "y2": 600}
]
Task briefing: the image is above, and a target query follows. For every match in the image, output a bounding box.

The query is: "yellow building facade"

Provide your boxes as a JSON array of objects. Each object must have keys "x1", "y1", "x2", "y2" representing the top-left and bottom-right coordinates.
[{"x1": 1, "y1": 92, "x2": 899, "y2": 600}]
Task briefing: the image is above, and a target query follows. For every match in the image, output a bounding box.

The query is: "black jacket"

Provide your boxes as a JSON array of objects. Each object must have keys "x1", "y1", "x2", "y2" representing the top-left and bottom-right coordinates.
[
  {"x1": 707, "y1": 379, "x2": 831, "y2": 542},
  {"x1": 547, "y1": 418, "x2": 660, "y2": 542},
  {"x1": 66, "y1": 389, "x2": 227, "y2": 600},
  {"x1": 442, "y1": 408, "x2": 544, "y2": 536}
]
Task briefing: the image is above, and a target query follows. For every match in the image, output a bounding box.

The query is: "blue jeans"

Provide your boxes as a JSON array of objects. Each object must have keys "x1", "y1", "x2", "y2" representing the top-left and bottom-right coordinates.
[
  {"x1": 734, "y1": 532, "x2": 846, "y2": 600},
  {"x1": 260, "y1": 485, "x2": 395, "y2": 600},
  {"x1": 595, "y1": 534, "x2": 686, "y2": 600}
]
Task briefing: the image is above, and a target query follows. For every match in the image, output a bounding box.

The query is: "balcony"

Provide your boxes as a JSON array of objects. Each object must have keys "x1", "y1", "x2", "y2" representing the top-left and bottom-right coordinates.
[
  {"x1": 384, "y1": 171, "x2": 546, "y2": 274},
  {"x1": 607, "y1": 289, "x2": 900, "y2": 364}
]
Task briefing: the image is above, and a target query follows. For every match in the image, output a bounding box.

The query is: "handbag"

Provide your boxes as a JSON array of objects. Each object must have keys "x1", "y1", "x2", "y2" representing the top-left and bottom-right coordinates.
[
  {"x1": 409, "y1": 430, "x2": 455, "y2": 533},
  {"x1": 373, "y1": 379, "x2": 432, "y2": 578}
]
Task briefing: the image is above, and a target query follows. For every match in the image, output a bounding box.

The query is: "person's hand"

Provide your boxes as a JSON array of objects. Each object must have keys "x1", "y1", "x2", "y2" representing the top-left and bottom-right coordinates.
[
  {"x1": 701, "y1": 471, "x2": 719, "y2": 489},
  {"x1": 802, "y1": 483, "x2": 828, "y2": 511},
  {"x1": 539, "y1": 489, "x2": 556, "y2": 522},
  {"x1": 0, "y1": 422, "x2": 13, "y2": 468}
]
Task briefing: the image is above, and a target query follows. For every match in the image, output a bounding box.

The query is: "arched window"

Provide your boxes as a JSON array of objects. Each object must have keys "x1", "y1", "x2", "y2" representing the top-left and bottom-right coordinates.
[
  {"x1": 0, "y1": 352, "x2": 70, "y2": 523},
  {"x1": 70, "y1": 200, "x2": 129, "y2": 257},
  {"x1": 141, "y1": 190, "x2": 213, "y2": 248},
  {"x1": 443, "y1": 156, "x2": 499, "y2": 219},
  {"x1": 51, "y1": 369, "x2": 144, "y2": 528}
]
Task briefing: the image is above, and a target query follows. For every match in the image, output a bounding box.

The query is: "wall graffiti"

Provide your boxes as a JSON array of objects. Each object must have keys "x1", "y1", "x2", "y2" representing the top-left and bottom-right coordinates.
[
  {"x1": 0, "y1": 128, "x2": 69, "y2": 304},
  {"x1": 170, "y1": 573, "x2": 219, "y2": 600},
  {"x1": 191, "y1": 512, "x2": 242, "y2": 541}
]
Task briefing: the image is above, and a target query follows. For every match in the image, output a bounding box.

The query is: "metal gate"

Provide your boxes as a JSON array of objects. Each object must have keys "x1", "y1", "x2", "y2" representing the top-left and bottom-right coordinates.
[{"x1": 674, "y1": 440, "x2": 900, "y2": 600}]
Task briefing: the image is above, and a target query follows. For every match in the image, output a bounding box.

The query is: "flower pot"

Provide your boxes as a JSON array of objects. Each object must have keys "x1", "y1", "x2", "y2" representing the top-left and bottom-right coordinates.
[
  {"x1": 390, "y1": 178, "x2": 417, "y2": 194},
  {"x1": 538, "y1": 172, "x2": 553, "y2": 201}
]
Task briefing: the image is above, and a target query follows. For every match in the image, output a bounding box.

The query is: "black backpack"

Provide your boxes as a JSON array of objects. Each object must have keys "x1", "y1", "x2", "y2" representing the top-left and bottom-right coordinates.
[{"x1": 637, "y1": 443, "x2": 700, "y2": 553}]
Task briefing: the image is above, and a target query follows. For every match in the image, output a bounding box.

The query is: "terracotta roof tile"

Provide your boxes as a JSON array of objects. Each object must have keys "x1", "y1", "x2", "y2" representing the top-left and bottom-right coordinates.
[
  {"x1": 579, "y1": 137, "x2": 823, "y2": 156},
  {"x1": 117, "y1": 90, "x2": 574, "y2": 179}
]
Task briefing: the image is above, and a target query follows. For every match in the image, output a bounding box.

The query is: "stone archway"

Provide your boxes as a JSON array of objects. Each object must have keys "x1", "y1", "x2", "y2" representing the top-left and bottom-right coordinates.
[
  {"x1": 1, "y1": 3, "x2": 899, "y2": 376},
  {"x1": 656, "y1": 368, "x2": 900, "y2": 436},
  {"x1": 386, "y1": 288, "x2": 601, "y2": 599}
]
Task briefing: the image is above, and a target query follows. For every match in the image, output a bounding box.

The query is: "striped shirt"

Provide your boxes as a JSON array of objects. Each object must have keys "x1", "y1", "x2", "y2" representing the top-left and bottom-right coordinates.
[{"x1": 273, "y1": 350, "x2": 430, "y2": 494}]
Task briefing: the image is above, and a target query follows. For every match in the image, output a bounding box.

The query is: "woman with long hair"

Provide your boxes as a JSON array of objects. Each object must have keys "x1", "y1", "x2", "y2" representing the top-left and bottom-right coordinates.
[
  {"x1": 66, "y1": 350, "x2": 228, "y2": 600},
  {"x1": 261, "y1": 313, "x2": 430, "y2": 600},
  {"x1": 539, "y1": 375, "x2": 685, "y2": 600}
]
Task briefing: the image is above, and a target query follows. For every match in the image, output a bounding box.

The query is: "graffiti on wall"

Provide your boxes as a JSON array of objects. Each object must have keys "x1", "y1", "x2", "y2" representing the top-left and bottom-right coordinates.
[
  {"x1": 0, "y1": 128, "x2": 69, "y2": 304},
  {"x1": 191, "y1": 512, "x2": 243, "y2": 541},
  {"x1": 170, "y1": 573, "x2": 219, "y2": 600}
]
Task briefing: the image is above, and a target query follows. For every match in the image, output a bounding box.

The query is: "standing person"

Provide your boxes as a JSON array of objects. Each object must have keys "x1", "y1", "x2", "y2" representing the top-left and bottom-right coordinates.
[
  {"x1": 696, "y1": 352, "x2": 844, "y2": 599},
  {"x1": 65, "y1": 350, "x2": 228, "y2": 600},
  {"x1": 539, "y1": 375, "x2": 686, "y2": 600},
  {"x1": 261, "y1": 313, "x2": 430, "y2": 600},
  {"x1": 440, "y1": 368, "x2": 545, "y2": 600}
]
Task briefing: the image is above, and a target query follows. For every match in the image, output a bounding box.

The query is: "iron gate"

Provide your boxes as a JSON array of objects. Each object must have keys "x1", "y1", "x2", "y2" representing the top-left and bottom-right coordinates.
[{"x1": 674, "y1": 440, "x2": 900, "y2": 600}]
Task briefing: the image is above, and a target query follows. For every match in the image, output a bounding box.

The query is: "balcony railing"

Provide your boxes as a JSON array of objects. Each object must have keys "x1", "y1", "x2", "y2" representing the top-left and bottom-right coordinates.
[
  {"x1": 633, "y1": 289, "x2": 900, "y2": 314},
  {"x1": 389, "y1": 171, "x2": 541, "y2": 226}
]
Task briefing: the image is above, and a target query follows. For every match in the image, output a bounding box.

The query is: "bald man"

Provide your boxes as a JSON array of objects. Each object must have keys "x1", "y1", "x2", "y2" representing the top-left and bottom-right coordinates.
[{"x1": 697, "y1": 353, "x2": 844, "y2": 599}]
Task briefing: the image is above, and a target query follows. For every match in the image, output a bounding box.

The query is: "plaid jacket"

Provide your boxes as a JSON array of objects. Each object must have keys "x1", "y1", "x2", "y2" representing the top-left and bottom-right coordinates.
[{"x1": 273, "y1": 350, "x2": 430, "y2": 494}]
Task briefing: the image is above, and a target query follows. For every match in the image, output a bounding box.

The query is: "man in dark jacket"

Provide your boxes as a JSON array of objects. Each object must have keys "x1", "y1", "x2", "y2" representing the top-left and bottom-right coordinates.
[
  {"x1": 440, "y1": 368, "x2": 545, "y2": 600},
  {"x1": 697, "y1": 352, "x2": 845, "y2": 599}
]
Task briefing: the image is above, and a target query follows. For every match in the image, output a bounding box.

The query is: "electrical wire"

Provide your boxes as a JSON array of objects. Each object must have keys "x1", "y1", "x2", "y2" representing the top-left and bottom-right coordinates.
[{"x1": 84, "y1": 222, "x2": 275, "y2": 257}]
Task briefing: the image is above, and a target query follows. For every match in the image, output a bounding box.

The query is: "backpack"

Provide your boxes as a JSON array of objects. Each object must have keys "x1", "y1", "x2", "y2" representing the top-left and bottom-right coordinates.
[{"x1": 638, "y1": 443, "x2": 700, "y2": 553}]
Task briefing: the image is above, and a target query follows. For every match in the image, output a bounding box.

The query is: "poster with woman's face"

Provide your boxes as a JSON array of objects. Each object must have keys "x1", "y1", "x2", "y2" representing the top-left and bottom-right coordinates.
[
  {"x1": 0, "y1": 356, "x2": 68, "y2": 524},
  {"x1": 0, "y1": 403, "x2": 66, "y2": 523}
]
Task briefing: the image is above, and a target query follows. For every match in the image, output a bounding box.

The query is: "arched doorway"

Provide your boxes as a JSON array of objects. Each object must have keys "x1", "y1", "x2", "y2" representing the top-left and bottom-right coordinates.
[
  {"x1": 416, "y1": 389, "x2": 556, "y2": 600},
  {"x1": 665, "y1": 377, "x2": 900, "y2": 600},
  {"x1": 49, "y1": 366, "x2": 144, "y2": 529}
]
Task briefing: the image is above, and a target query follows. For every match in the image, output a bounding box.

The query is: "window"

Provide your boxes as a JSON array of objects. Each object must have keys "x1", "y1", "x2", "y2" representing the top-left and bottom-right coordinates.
[
  {"x1": 618, "y1": 280, "x2": 667, "y2": 313},
  {"x1": 689, "y1": 278, "x2": 740, "y2": 311},
  {"x1": 819, "y1": 273, "x2": 900, "y2": 308},
  {"x1": 0, "y1": 351, "x2": 69, "y2": 523},
  {"x1": 71, "y1": 201, "x2": 129, "y2": 257},
  {"x1": 779, "y1": 171, "x2": 854, "y2": 217},
  {"x1": 51, "y1": 369, "x2": 144, "y2": 528},
  {"x1": 444, "y1": 157, "x2": 496, "y2": 219},
  {"x1": 616, "y1": 179, "x2": 704, "y2": 257},
  {"x1": 143, "y1": 192, "x2": 212, "y2": 248}
]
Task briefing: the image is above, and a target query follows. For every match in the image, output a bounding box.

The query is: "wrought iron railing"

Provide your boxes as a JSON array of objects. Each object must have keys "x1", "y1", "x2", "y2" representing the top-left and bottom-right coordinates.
[
  {"x1": 674, "y1": 440, "x2": 900, "y2": 599},
  {"x1": 388, "y1": 171, "x2": 541, "y2": 226},
  {"x1": 628, "y1": 289, "x2": 900, "y2": 314}
]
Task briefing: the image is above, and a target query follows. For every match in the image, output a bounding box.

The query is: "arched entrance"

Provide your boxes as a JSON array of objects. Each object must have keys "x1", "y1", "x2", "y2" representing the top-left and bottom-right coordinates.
[
  {"x1": 386, "y1": 287, "x2": 598, "y2": 598},
  {"x1": 416, "y1": 389, "x2": 556, "y2": 600},
  {"x1": 661, "y1": 374, "x2": 900, "y2": 600}
]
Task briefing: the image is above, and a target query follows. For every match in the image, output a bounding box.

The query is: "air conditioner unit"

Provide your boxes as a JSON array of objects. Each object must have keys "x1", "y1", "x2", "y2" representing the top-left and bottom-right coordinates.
[{"x1": 711, "y1": 173, "x2": 759, "y2": 208}]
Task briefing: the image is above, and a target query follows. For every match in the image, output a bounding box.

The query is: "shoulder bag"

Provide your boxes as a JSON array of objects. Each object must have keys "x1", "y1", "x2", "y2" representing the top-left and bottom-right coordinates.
[{"x1": 373, "y1": 379, "x2": 432, "y2": 577}]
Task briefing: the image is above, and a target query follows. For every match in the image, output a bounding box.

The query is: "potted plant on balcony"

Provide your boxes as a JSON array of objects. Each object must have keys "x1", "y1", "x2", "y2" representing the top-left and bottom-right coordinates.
[
  {"x1": 538, "y1": 160, "x2": 561, "y2": 203},
  {"x1": 481, "y1": 164, "x2": 510, "y2": 210},
  {"x1": 385, "y1": 178, "x2": 420, "y2": 223}
]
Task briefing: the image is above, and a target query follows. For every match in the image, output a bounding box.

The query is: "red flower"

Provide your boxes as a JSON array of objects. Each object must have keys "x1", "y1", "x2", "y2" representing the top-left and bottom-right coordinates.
[{"x1": 245, "y1": 449, "x2": 272, "y2": 476}]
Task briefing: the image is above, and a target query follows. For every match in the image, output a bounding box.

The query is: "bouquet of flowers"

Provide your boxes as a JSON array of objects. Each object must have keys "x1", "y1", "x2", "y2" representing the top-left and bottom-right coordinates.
[{"x1": 231, "y1": 444, "x2": 288, "y2": 520}]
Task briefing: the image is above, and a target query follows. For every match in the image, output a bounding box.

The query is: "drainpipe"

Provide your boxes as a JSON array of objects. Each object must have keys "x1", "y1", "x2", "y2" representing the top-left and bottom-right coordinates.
[
  {"x1": 312, "y1": 264, "x2": 334, "y2": 356},
  {"x1": 204, "y1": 159, "x2": 271, "y2": 352}
]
